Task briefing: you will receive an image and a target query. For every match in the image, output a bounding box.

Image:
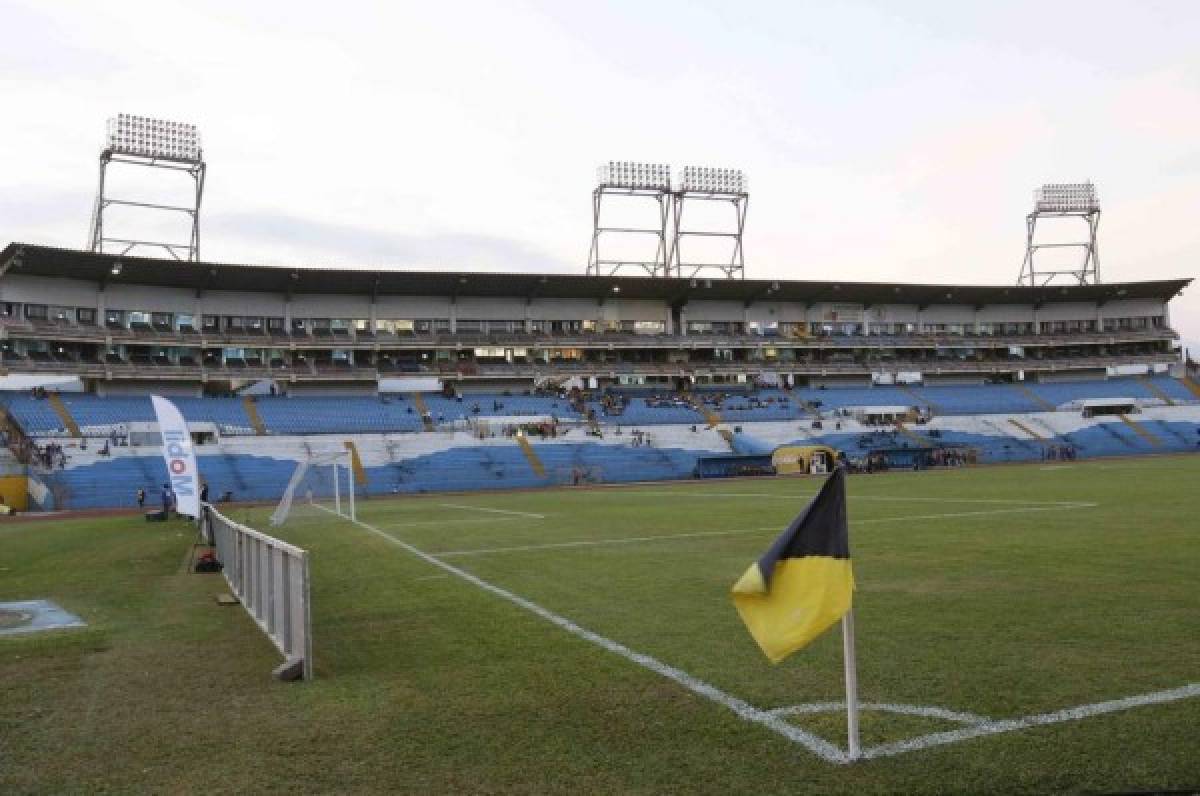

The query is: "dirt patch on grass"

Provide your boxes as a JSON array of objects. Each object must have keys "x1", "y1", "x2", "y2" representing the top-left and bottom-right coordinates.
[
  {"x1": 0, "y1": 609, "x2": 33, "y2": 629},
  {"x1": 0, "y1": 507, "x2": 143, "y2": 524}
]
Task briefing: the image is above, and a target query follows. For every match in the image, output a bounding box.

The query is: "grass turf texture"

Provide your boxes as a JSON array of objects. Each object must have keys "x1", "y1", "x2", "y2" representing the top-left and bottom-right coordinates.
[{"x1": 1, "y1": 456, "x2": 1198, "y2": 793}]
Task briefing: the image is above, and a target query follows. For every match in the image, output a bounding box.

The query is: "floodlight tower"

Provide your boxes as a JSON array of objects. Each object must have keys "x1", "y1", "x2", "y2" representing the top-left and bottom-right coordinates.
[
  {"x1": 587, "y1": 161, "x2": 672, "y2": 277},
  {"x1": 668, "y1": 167, "x2": 748, "y2": 280},
  {"x1": 88, "y1": 113, "x2": 206, "y2": 261},
  {"x1": 1017, "y1": 182, "x2": 1100, "y2": 287}
]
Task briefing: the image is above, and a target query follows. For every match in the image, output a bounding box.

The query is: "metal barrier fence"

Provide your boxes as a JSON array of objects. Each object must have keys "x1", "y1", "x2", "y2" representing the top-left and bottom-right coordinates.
[{"x1": 202, "y1": 505, "x2": 313, "y2": 680}]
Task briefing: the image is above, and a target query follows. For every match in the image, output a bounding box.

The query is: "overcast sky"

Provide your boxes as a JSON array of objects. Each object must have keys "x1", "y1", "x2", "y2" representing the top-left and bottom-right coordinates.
[{"x1": 1, "y1": 0, "x2": 1197, "y2": 348}]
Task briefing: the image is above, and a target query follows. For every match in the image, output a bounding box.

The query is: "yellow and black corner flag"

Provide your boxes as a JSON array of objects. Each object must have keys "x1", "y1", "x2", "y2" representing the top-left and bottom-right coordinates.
[{"x1": 731, "y1": 467, "x2": 854, "y2": 664}]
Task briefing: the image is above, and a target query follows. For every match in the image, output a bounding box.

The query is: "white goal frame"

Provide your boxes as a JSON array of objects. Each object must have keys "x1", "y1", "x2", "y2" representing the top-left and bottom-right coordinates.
[{"x1": 271, "y1": 450, "x2": 356, "y2": 526}]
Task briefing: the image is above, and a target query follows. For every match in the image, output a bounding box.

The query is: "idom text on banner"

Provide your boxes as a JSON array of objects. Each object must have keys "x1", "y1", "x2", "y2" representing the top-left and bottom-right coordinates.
[{"x1": 151, "y1": 395, "x2": 200, "y2": 518}]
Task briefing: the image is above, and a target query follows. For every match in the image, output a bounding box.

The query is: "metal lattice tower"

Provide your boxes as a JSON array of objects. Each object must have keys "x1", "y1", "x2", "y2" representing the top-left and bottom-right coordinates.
[
  {"x1": 88, "y1": 113, "x2": 206, "y2": 261},
  {"x1": 1017, "y1": 182, "x2": 1100, "y2": 287},
  {"x1": 668, "y1": 166, "x2": 748, "y2": 280},
  {"x1": 587, "y1": 162, "x2": 672, "y2": 277}
]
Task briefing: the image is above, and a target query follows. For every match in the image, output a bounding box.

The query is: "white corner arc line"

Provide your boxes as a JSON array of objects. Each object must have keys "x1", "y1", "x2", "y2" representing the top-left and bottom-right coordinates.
[
  {"x1": 769, "y1": 701, "x2": 991, "y2": 725},
  {"x1": 315, "y1": 505, "x2": 847, "y2": 764},
  {"x1": 437, "y1": 502, "x2": 546, "y2": 519},
  {"x1": 859, "y1": 683, "x2": 1200, "y2": 760}
]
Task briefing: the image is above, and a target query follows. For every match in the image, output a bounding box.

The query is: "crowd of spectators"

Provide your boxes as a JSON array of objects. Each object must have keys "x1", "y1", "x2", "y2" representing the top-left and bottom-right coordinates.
[
  {"x1": 476, "y1": 420, "x2": 563, "y2": 440},
  {"x1": 1042, "y1": 444, "x2": 1078, "y2": 461},
  {"x1": 26, "y1": 439, "x2": 67, "y2": 470},
  {"x1": 614, "y1": 427, "x2": 649, "y2": 446},
  {"x1": 855, "y1": 430, "x2": 902, "y2": 448},
  {"x1": 852, "y1": 446, "x2": 972, "y2": 473},
  {"x1": 698, "y1": 391, "x2": 793, "y2": 412},
  {"x1": 595, "y1": 391, "x2": 697, "y2": 417},
  {"x1": 597, "y1": 392, "x2": 629, "y2": 417}
]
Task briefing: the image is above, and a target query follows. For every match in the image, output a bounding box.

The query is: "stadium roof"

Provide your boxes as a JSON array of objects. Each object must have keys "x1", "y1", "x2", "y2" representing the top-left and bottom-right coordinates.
[{"x1": 1, "y1": 243, "x2": 1190, "y2": 307}]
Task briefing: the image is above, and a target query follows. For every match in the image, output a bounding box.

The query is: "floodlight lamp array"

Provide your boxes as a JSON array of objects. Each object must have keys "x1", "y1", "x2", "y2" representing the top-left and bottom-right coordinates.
[
  {"x1": 1035, "y1": 182, "x2": 1098, "y2": 213},
  {"x1": 597, "y1": 161, "x2": 671, "y2": 190},
  {"x1": 679, "y1": 166, "x2": 746, "y2": 194},
  {"x1": 107, "y1": 113, "x2": 201, "y2": 162}
]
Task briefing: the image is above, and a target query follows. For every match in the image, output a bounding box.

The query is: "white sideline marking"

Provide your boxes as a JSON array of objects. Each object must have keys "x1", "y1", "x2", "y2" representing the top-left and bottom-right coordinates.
[
  {"x1": 315, "y1": 504, "x2": 847, "y2": 764},
  {"x1": 859, "y1": 682, "x2": 1200, "y2": 760},
  {"x1": 438, "y1": 502, "x2": 546, "y2": 519},
  {"x1": 433, "y1": 503, "x2": 1098, "y2": 558},
  {"x1": 770, "y1": 701, "x2": 991, "y2": 725}
]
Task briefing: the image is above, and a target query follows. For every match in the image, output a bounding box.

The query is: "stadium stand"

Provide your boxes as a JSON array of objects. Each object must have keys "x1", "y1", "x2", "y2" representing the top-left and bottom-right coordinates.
[
  {"x1": 0, "y1": 242, "x2": 1193, "y2": 510},
  {"x1": 1024, "y1": 376, "x2": 1186, "y2": 408},
  {"x1": 15, "y1": 397, "x2": 1199, "y2": 510}
]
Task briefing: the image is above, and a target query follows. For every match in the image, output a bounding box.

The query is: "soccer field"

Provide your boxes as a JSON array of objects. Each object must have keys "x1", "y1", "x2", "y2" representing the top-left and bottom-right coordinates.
[{"x1": 3, "y1": 457, "x2": 1199, "y2": 793}]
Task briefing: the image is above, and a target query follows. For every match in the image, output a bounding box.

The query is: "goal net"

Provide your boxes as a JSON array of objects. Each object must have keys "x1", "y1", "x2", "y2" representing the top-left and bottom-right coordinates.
[{"x1": 270, "y1": 451, "x2": 356, "y2": 526}]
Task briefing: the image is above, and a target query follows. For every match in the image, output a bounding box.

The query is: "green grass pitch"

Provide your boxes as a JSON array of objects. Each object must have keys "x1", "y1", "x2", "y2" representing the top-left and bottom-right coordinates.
[{"x1": 2, "y1": 456, "x2": 1199, "y2": 793}]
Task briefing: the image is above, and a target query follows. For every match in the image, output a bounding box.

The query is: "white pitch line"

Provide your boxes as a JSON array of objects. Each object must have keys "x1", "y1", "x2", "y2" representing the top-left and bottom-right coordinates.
[
  {"x1": 381, "y1": 516, "x2": 526, "y2": 529},
  {"x1": 859, "y1": 683, "x2": 1200, "y2": 760},
  {"x1": 432, "y1": 503, "x2": 1098, "y2": 558},
  {"x1": 434, "y1": 527, "x2": 773, "y2": 558},
  {"x1": 314, "y1": 504, "x2": 847, "y2": 764},
  {"x1": 437, "y1": 502, "x2": 546, "y2": 519},
  {"x1": 622, "y1": 491, "x2": 1094, "y2": 507},
  {"x1": 850, "y1": 497, "x2": 1095, "y2": 507},
  {"x1": 314, "y1": 504, "x2": 1195, "y2": 764},
  {"x1": 769, "y1": 701, "x2": 991, "y2": 725},
  {"x1": 852, "y1": 504, "x2": 1097, "y2": 526}
]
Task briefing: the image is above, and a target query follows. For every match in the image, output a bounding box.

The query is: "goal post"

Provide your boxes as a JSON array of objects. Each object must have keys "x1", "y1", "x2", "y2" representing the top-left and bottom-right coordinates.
[{"x1": 271, "y1": 450, "x2": 356, "y2": 526}]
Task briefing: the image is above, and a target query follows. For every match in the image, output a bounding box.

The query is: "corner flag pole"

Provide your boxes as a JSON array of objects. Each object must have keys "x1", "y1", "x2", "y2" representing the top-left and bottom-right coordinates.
[{"x1": 842, "y1": 607, "x2": 861, "y2": 760}]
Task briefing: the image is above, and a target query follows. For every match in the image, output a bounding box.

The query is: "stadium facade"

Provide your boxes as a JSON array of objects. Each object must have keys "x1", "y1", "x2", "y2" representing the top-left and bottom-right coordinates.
[
  {"x1": 0, "y1": 243, "x2": 1188, "y2": 388},
  {"x1": 0, "y1": 241, "x2": 1196, "y2": 512}
]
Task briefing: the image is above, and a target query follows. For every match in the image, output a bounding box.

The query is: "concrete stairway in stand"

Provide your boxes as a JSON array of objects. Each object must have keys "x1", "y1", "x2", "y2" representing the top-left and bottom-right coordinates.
[
  {"x1": 1008, "y1": 417, "x2": 1045, "y2": 440},
  {"x1": 515, "y1": 433, "x2": 546, "y2": 476},
  {"x1": 1138, "y1": 376, "x2": 1175, "y2": 406},
  {"x1": 1014, "y1": 383, "x2": 1056, "y2": 411},
  {"x1": 898, "y1": 384, "x2": 938, "y2": 413},
  {"x1": 1117, "y1": 414, "x2": 1163, "y2": 447},
  {"x1": 688, "y1": 395, "x2": 722, "y2": 428},
  {"x1": 894, "y1": 421, "x2": 932, "y2": 447},
  {"x1": 47, "y1": 393, "x2": 81, "y2": 437},
  {"x1": 343, "y1": 440, "x2": 369, "y2": 485},
  {"x1": 242, "y1": 397, "x2": 267, "y2": 435},
  {"x1": 411, "y1": 393, "x2": 435, "y2": 431}
]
